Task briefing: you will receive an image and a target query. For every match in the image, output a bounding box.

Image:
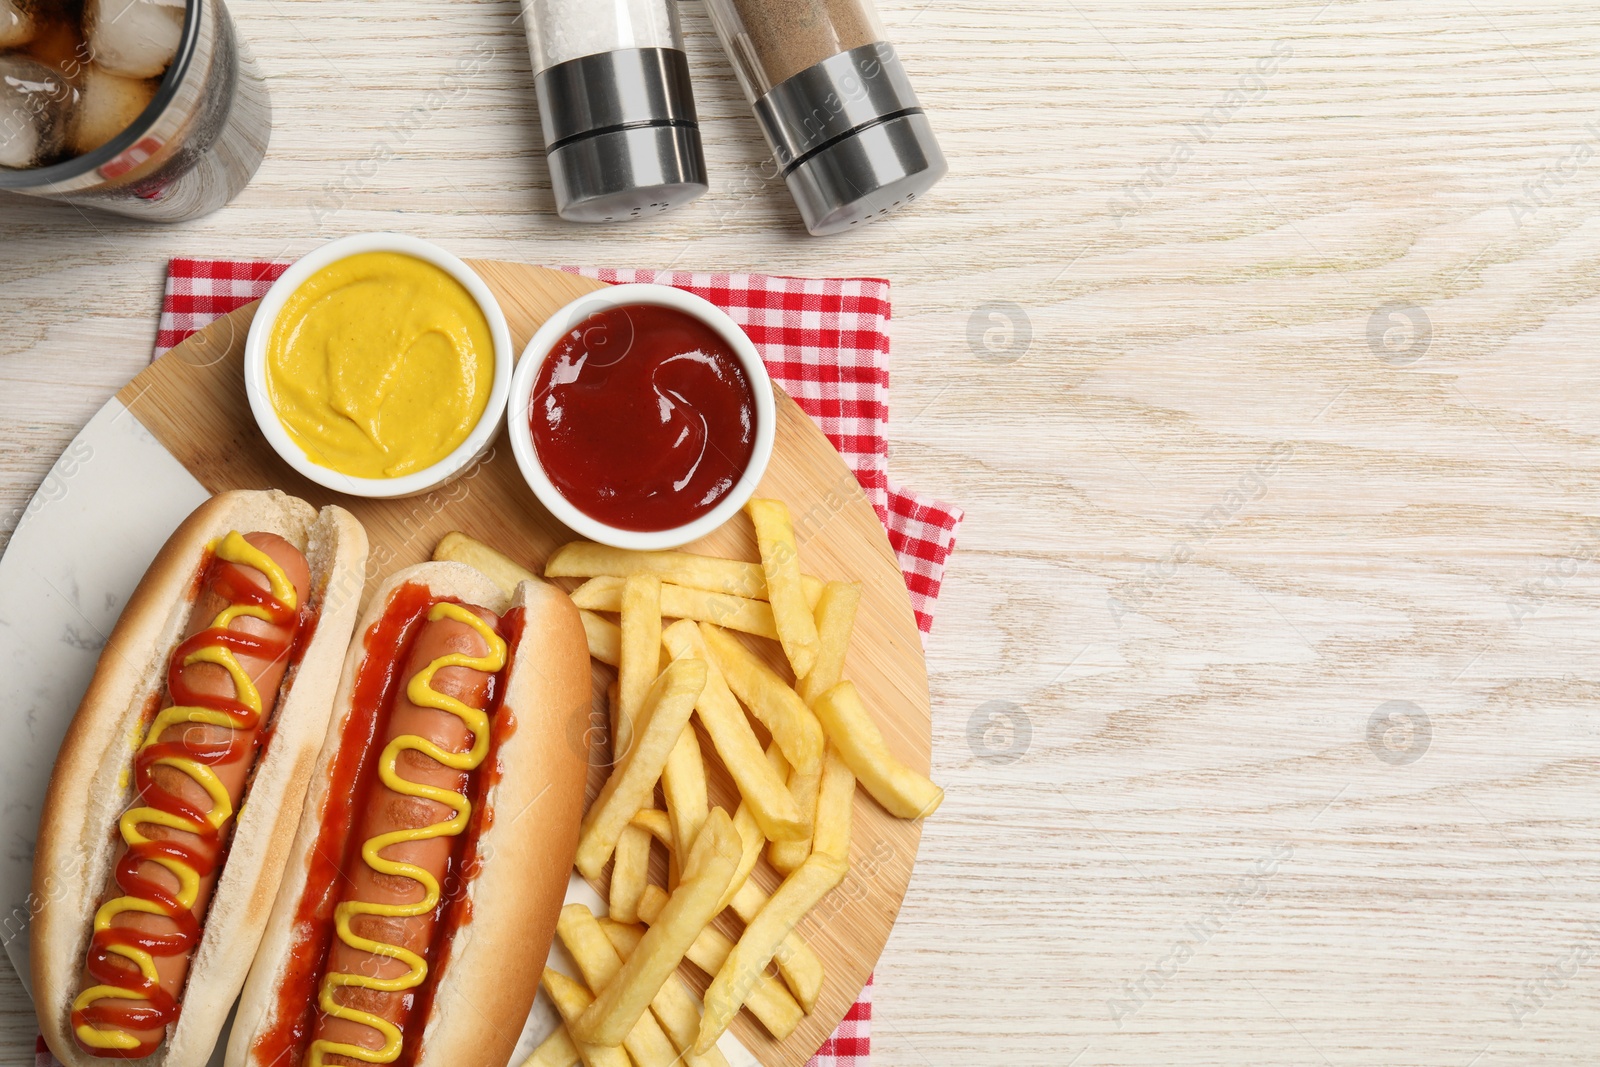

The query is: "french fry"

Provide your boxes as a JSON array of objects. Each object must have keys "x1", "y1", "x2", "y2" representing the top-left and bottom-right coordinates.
[
  {"x1": 629, "y1": 800, "x2": 690, "y2": 893},
  {"x1": 568, "y1": 575, "x2": 624, "y2": 609},
  {"x1": 659, "y1": 583, "x2": 785, "y2": 640},
  {"x1": 520, "y1": 1025, "x2": 580, "y2": 1067},
  {"x1": 697, "y1": 855, "x2": 849, "y2": 1052},
  {"x1": 575, "y1": 659, "x2": 706, "y2": 881},
  {"x1": 573, "y1": 809, "x2": 742, "y2": 1047},
  {"x1": 598, "y1": 922, "x2": 733, "y2": 1067},
  {"x1": 662, "y1": 620, "x2": 805, "y2": 841},
  {"x1": 569, "y1": 575, "x2": 625, "y2": 609},
  {"x1": 571, "y1": 576, "x2": 785, "y2": 640},
  {"x1": 609, "y1": 823, "x2": 652, "y2": 924},
  {"x1": 662, "y1": 720, "x2": 709, "y2": 859},
  {"x1": 719, "y1": 801, "x2": 765, "y2": 912},
  {"x1": 768, "y1": 752, "x2": 822, "y2": 875},
  {"x1": 747, "y1": 498, "x2": 820, "y2": 679},
  {"x1": 617, "y1": 573, "x2": 663, "y2": 756},
  {"x1": 557, "y1": 904, "x2": 682, "y2": 1067},
  {"x1": 557, "y1": 904, "x2": 629, "y2": 987},
  {"x1": 540, "y1": 969, "x2": 631, "y2": 1067},
  {"x1": 433, "y1": 531, "x2": 539, "y2": 594},
  {"x1": 581, "y1": 610, "x2": 620, "y2": 666},
  {"x1": 630, "y1": 807, "x2": 672, "y2": 847},
  {"x1": 761, "y1": 740, "x2": 790, "y2": 786},
  {"x1": 547, "y1": 541, "x2": 823, "y2": 603},
  {"x1": 812, "y1": 745, "x2": 855, "y2": 862},
  {"x1": 813, "y1": 681, "x2": 944, "y2": 820},
  {"x1": 796, "y1": 581, "x2": 861, "y2": 706},
  {"x1": 549, "y1": 542, "x2": 767, "y2": 597},
  {"x1": 599, "y1": 917, "x2": 645, "y2": 953},
  {"x1": 636, "y1": 885, "x2": 803, "y2": 1041},
  {"x1": 728, "y1": 879, "x2": 824, "y2": 1012},
  {"x1": 698, "y1": 623, "x2": 822, "y2": 772}
]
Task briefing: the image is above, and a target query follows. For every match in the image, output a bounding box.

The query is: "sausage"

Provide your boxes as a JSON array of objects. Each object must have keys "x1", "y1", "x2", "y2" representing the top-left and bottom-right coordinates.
[
  {"x1": 73, "y1": 533, "x2": 311, "y2": 1053},
  {"x1": 311, "y1": 606, "x2": 498, "y2": 1064}
]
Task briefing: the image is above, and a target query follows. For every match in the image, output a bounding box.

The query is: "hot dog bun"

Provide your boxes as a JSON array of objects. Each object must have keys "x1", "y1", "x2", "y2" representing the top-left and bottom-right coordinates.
[
  {"x1": 32, "y1": 489, "x2": 369, "y2": 1067},
  {"x1": 227, "y1": 562, "x2": 590, "y2": 1067}
]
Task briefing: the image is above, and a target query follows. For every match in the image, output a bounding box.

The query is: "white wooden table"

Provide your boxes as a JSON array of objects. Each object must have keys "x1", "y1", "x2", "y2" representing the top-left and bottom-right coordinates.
[{"x1": 5, "y1": 2, "x2": 1600, "y2": 1063}]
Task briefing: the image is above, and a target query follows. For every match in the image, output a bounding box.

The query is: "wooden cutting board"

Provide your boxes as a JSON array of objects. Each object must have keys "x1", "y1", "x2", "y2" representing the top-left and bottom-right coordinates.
[{"x1": 113, "y1": 260, "x2": 932, "y2": 1067}]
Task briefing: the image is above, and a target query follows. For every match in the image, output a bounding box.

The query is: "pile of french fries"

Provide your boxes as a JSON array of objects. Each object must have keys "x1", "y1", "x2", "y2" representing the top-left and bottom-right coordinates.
[{"x1": 434, "y1": 497, "x2": 943, "y2": 1066}]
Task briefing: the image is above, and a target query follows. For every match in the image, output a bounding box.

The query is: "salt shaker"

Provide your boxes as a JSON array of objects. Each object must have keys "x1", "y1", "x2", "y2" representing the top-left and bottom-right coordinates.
[
  {"x1": 521, "y1": 0, "x2": 707, "y2": 223},
  {"x1": 702, "y1": 0, "x2": 946, "y2": 235}
]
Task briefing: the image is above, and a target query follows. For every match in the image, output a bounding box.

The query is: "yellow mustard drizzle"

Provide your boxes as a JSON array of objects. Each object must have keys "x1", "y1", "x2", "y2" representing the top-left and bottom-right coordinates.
[
  {"x1": 307, "y1": 602, "x2": 506, "y2": 1067},
  {"x1": 73, "y1": 532, "x2": 297, "y2": 1052}
]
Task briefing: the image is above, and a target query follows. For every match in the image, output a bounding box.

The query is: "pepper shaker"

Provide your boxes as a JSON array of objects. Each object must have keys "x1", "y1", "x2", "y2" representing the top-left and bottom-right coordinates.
[
  {"x1": 701, "y1": 0, "x2": 947, "y2": 235},
  {"x1": 521, "y1": 0, "x2": 708, "y2": 223}
]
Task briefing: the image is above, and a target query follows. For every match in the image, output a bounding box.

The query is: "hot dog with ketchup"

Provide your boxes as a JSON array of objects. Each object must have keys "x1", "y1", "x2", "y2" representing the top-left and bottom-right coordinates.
[
  {"x1": 227, "y1": 561, "x2": 589, "y2": 1067},
  {"x1": 32, "y1": 490, "x2": 369, "y2": 1067}
]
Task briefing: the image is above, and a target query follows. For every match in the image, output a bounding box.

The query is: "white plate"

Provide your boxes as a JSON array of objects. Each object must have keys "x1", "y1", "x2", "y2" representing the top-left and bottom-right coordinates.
[{"x1": 0, "y1": 394, "x2": 759, "y2": 1067}]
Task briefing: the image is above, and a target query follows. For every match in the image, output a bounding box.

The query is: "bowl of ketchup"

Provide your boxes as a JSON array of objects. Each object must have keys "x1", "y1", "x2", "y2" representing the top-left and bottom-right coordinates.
[{"x1": 506, "y1": 283, "x2": 776, "y2": 549}]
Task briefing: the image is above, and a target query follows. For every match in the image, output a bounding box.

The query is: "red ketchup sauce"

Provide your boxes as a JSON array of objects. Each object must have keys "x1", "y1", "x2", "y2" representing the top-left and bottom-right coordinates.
[
  {"x1": 252, "y1": 587, "x2": 517, "y2": 1067},
  {"x1": 74, "y1": 551, "x2": 308, "y2": 1059},
  {"x1": 529, "y1": 303, "x2": 757, "y2": 531}
]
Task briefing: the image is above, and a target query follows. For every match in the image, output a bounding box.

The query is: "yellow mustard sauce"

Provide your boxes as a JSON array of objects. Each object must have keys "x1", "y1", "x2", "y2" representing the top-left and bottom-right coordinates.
[
  {"x1": 308, "y1": 602, "x2": 506, "y2": 1067},
  {"x1": 265, "y1": 252, "x2": 495, "y2": 480}
]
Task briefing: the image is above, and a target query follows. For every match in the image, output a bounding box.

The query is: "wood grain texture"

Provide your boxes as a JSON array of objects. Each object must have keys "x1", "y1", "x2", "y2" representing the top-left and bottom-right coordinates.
[
  {"x1": 5, "y1": 1, "x2": 1600, "y2": 1064},
  {"x1": 110, "y1": 261, "x2": 929, "y2": 1067}
]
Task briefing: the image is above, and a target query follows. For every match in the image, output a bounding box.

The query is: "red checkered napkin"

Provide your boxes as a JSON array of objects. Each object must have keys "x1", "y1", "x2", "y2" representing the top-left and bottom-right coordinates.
[{"x1": 143, "y1": 256, "x2": 963, "y2": 1067}]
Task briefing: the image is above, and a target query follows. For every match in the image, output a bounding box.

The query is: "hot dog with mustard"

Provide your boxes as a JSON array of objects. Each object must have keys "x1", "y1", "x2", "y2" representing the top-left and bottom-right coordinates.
[
  {"x1": 227, "y1": 561, "x2": 590, "y2": 1067},
  {"x1": 32, "y1": 490, "x2": 369, "y2": 1067}
]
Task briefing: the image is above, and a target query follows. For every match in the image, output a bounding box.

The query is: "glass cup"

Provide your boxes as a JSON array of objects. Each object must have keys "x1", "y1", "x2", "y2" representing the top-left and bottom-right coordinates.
[{"x1": 0, "y1": 0, "x2": 271, "y2": 222}]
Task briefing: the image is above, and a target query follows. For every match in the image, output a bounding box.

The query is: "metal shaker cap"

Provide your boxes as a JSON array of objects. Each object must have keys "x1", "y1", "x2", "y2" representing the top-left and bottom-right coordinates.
[
  {"x1": 753, "y1": 43, "x2": 947, "y2": 236},
  {"x1": 535, "y1": 47, "x2": 708, "y2": 223}
]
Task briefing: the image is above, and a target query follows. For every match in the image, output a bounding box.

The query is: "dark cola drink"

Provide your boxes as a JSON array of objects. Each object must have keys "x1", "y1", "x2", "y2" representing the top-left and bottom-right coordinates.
[
  {"x1": 0, "y1": 0, "x2": 269, "y2": 220},
  {"x1": 0, "y1": 0, "x2": 183, "y2": 169}
]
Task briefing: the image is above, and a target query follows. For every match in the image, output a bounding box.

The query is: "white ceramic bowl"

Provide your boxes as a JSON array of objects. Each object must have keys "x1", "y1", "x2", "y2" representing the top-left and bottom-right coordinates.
[
  {"x1": 506, "y1": 283, "x2": 776, "y2": 550},
  {"x1": 243, "y1": 232, "x2": 514, "y2": 499}
]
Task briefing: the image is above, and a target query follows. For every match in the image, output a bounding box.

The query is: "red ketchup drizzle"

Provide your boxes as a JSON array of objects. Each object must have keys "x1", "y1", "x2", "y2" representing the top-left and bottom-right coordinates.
[
  {"x1": 73, "y1": 555, "x2": 301, "y2": 1059},
  {"x1": 529, "y1": 303, "x2": 757, "y2": 532},
  {"x1": 253, "y1": 588, "x2": 516, "y2": 1067}
]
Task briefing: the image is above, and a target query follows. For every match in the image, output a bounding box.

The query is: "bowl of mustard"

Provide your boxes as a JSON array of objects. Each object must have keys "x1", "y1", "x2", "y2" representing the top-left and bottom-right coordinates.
[{"x1": 243, "y1": 233, "x2": 513, "y2": 499}]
